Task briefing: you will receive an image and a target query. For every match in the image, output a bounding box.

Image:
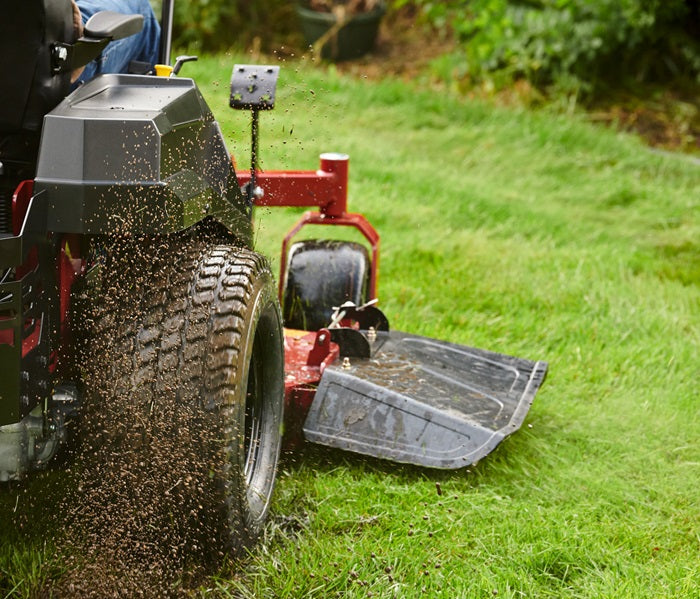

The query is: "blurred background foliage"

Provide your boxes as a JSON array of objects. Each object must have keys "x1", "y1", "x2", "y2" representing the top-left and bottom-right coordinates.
[
  {"x1": 151, "y1": 0, "x2": 300, "y2": 52},
  {"x1": 404, "y1": 0, "x2": 700, "y2": 96},
  {"x1": 154, "y1": 0, "x2": 700, "y2": 98}
]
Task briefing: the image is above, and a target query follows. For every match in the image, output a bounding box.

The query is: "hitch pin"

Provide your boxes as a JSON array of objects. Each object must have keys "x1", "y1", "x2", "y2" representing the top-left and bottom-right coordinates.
[
  {"x1": 329, "y1": 299, "x2": 379, "y2": 329},
  {"x1": 328, "y1": 310, "x2": 345, "y2": 329}
]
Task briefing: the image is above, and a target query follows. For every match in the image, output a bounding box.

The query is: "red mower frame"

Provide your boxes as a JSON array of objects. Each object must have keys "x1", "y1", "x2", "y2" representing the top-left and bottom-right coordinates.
[{"x1": 237, "y1": 152, "x2": 380, "y2": 301}]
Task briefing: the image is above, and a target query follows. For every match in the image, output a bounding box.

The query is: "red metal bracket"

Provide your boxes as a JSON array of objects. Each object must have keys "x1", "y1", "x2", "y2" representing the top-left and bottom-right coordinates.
[
  {"x1": 12, "y1": 180, "x2": 33, "y2": 236},
  {"x1": 282, "y1": 329, "x2": 339, "y2": 449}
]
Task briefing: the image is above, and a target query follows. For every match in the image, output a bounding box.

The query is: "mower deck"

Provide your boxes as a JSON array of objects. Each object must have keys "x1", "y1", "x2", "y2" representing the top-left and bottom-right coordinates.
[{"x1": 284, "y1": 329, "x2": 547, "y2": 469}]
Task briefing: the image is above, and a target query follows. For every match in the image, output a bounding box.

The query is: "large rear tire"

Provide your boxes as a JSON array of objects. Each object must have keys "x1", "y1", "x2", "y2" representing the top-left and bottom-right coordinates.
[{"x1": 83, "y1": 238, "x2": 284, "y2": 565}]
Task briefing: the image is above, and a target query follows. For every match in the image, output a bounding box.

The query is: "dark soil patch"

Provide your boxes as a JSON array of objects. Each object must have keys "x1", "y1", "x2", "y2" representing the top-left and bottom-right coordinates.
[{"x1": 588, "y1": 88, "x2": 700, "y2": 154}]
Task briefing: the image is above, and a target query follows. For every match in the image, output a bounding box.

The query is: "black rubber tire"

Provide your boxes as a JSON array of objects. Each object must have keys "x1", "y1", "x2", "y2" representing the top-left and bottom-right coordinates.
[
  {"x1": 282, "y1": 239, "x2": 371, "y2": 330},
  {"x1": 83, "y1": 238, "x2": 284, "y2": 563}
]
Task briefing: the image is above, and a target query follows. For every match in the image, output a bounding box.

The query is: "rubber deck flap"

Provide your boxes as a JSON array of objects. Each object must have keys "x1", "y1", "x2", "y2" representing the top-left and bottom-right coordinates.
[{"x1": 303, "y1": 331, "x2": 548, "y2": 469}]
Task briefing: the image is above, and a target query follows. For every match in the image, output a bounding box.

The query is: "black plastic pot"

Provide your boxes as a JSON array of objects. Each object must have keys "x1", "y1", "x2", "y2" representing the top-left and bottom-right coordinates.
[{"x1": 296, "y1": 3, "x2": 386, "y2": 61}]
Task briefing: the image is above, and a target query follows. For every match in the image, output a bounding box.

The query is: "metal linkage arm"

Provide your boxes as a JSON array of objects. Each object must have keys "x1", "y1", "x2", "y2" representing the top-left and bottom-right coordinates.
[{"x1": 236, "y1": 152, "x2": 350, "y2": 217}]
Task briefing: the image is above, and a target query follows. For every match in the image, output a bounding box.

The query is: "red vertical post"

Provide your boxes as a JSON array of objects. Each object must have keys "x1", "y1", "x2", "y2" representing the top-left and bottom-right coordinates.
[{"x1": 319, "y1": 153, "x2": 349, "y2": 217}]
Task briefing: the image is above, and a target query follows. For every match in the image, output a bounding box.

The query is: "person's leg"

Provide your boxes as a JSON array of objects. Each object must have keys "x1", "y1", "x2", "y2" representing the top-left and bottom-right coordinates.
[{"x1": 76, "y1": 0, "x2": 160, "y2": 82}]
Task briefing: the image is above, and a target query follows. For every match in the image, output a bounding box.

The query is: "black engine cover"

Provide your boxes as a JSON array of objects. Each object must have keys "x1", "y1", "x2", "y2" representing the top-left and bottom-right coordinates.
[{"x1": 34, "y1": 74, "x2": 251, "y2": 240}]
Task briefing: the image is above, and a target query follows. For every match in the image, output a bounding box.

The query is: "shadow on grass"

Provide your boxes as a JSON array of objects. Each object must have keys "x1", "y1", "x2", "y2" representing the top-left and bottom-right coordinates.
[{"x1": 277, "y1": 428, "x2": 548, "y2": 488}]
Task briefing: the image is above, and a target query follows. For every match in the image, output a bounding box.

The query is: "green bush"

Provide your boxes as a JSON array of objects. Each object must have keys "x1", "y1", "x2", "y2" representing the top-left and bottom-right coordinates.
[
  {"x1": 166, "y1": 0, "x2": 299, "y2": 51},
  {"x1": 402, "y1": 0, "x2": 700, "y2": 95}
]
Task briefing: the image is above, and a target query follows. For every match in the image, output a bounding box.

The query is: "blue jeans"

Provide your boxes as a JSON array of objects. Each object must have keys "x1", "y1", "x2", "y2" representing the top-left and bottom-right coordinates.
[{"x1": 75, "y1": 0, "x2": 160, "y2": 83}]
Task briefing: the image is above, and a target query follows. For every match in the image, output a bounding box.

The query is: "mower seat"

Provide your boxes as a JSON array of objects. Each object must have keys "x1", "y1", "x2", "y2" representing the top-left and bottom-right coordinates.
[
  {"x1": 0, "y1": 0, "x2": 74, "y2": 137},
  {"x1": 0, "y1": 0, "x2": 74, "y2": 232},
  {"x1": 0, "y1": 1, "x2": 145, "y2": 144},
  {"x1": 0, "y1": 1, "x2": 143, "y2": 232}
]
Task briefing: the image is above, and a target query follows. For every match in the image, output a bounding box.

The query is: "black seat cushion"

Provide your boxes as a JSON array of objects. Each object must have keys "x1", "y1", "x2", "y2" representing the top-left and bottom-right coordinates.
[{"x1": 0, "y1": 0, "x2": 73, "y2": 135}]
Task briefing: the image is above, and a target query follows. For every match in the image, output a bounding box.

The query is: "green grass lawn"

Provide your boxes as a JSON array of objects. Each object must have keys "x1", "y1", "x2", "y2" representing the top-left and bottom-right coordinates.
[{"x1": 1, "y1": 55, "x2": 699, "y2": 597}]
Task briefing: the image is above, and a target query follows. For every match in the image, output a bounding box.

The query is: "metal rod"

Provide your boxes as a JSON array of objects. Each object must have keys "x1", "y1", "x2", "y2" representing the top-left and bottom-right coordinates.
[
  {"x1": 159, "y1": 0, "x2": 175, "y2": 65},
  {"x1": 250, "y1": 109, "x2": 259, "y2": 205}
]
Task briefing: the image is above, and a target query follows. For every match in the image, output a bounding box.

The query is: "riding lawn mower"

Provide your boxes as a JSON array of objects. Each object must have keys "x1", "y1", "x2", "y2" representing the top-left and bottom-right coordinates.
[{"x1": 0, "y1": 0, "x2": 547, "y2": 553}]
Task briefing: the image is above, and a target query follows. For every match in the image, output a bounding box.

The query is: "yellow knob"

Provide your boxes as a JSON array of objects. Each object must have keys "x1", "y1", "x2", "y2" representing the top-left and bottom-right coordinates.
[{"x1": 155, "y1": 64, "x2": 173, "y2": 77}]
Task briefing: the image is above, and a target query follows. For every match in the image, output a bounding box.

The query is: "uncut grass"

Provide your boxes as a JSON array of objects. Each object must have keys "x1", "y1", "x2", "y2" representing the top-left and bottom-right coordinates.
[
  {"x1": 204, "y1": 56, "x2": 700, "y2": 597},
  {"x1": 1, "y1": 55, "x2": 698, "y2": 597}
]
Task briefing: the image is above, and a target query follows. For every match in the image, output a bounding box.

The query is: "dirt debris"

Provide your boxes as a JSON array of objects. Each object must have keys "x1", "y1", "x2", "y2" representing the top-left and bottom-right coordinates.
[{"x1": 34, "y1": 235, "x2": 227, "y2": 598}]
